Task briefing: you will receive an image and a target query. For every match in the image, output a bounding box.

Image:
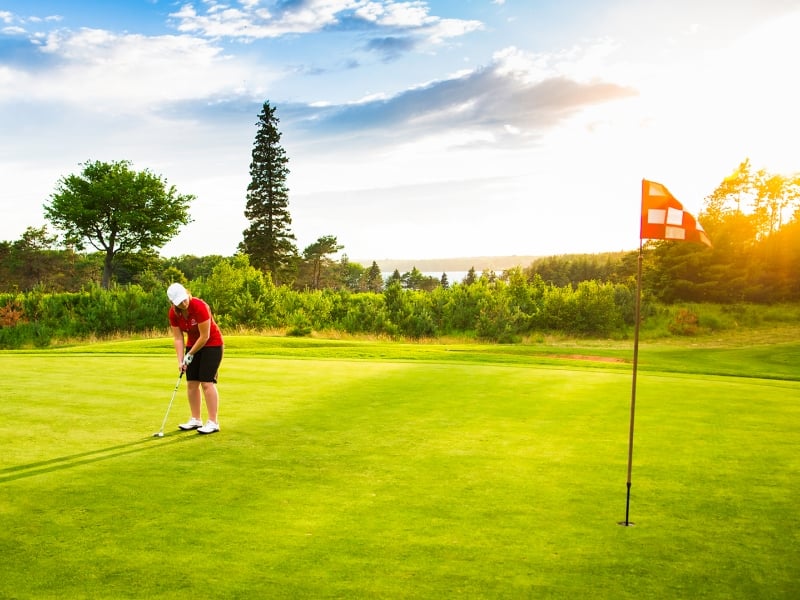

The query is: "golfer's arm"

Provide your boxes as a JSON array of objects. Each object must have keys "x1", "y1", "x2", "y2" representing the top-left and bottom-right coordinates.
[
  {"x1": 187, "y1": 320, "x2": 211, "y2": 356},
  {"x1": 171, "y1": 326, "x2": 186, "y2": 362}
]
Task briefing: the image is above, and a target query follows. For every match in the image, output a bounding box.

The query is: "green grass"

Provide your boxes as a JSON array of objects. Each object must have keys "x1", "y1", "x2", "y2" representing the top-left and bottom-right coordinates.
[{"x1": 1, "y1": 335, "x2": 799, "y2": 598}]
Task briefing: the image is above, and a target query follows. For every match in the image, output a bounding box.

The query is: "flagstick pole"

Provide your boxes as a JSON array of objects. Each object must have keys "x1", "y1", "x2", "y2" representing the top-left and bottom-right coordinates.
[{"x1": 622, "y1": 239, "x2": 643, "y2": 527}]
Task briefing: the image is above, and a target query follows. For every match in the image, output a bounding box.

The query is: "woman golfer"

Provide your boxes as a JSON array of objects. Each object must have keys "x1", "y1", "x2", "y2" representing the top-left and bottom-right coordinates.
[{"x1": 167, "y1": 282, "x2": 224, "y2": 434}]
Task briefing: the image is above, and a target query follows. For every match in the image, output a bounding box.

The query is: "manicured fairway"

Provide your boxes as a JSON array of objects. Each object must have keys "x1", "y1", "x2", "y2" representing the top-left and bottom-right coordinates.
[{"x1": 1, "y1": 338, "x2": 798, "y2": 598}]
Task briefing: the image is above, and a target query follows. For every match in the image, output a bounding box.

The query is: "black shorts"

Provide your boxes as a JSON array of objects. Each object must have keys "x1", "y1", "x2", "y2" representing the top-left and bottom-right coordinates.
[{"x1": 186, "y1": 345, "x2": 223, "y2": 383}]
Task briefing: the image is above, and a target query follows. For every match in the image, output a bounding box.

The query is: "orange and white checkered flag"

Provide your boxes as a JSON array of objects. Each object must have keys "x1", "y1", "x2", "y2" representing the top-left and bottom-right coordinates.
[{"x1": 640, "y1": 179, "x2": 712, "y2": 247}]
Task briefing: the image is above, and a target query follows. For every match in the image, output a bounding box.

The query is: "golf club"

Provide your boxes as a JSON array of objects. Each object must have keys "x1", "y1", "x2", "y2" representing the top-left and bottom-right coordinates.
[{"x1": 154, "y1": 371, "x2": 184, "y2": 437}]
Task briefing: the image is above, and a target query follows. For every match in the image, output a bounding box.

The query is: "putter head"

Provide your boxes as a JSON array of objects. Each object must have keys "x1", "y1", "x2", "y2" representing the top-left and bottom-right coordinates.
[{"x1": 154, "y1": 432, "x2": 164, "y2": 438}]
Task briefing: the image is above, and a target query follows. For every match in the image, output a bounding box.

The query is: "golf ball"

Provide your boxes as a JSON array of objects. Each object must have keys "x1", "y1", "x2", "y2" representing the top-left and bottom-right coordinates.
[{"x1": 157, "y1": 432, "x2": 164, "y2": 437}]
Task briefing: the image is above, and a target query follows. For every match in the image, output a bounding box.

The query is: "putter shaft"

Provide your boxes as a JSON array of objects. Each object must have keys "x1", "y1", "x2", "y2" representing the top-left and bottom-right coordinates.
[{"x1": 156, "y1": 371, "x2": 184, "y2": 436}]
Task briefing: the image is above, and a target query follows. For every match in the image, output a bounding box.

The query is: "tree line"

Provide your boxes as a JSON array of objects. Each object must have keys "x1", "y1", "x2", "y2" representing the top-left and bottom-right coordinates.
[
  {"x1": 0, "y1": 255, "x2": 635, "y2": 347},
  {"x1": 0, "y1": 100, "x2": 798, "y2": 348},
  {"x1": 1, "y1": 166, "x2": 799, "y2": 305},
  {"x1": 3, "y1": 250, "x2": 798, "y2": 349}
]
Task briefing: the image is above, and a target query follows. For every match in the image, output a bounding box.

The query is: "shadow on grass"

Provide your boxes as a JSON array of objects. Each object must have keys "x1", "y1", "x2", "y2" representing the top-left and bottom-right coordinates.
[{"x1": 0, "y1": 431, "x2": 202, "y2": 484}]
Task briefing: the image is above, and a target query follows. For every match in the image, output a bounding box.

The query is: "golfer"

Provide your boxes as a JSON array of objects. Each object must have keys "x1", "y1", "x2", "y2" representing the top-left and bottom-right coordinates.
[{"x1": 167, "y1": 282, "x2": 224, "y2": 434}]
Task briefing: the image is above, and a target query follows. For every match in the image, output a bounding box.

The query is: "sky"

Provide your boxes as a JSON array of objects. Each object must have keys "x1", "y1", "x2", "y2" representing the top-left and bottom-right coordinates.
[{"x1": 1, "y1": 0, "x2": 798, "y2": 262}]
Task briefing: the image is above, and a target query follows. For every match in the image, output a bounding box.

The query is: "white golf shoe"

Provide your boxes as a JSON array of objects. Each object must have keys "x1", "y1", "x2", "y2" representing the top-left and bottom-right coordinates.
[
  {"x1": 197, "y1": 420, "x2": 220, "y2": 435},
  {"x1": 178, "y1": 417, "x2": 203, "y2": 431}
]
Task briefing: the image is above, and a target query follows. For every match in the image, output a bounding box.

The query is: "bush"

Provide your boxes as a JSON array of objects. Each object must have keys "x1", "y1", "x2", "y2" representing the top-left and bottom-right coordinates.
[
  {"x1": 337, "y1": 293, "x2": 389, "y2": 334},
  {"x1": 476, "y1": 293, "x2": 524, "y2": 343},
  {"x1": 2, "y1": 272, "x2": 798, "y2": 348},
  {"x1": 0, "y1": 297, "x2": 26, "y2": 328},
  {"x1": 286, "y1": 310, "x2": 313, "y2": 337},
  {"x1": 667, "y1": 308, "x2": 699, "y2": 336}
]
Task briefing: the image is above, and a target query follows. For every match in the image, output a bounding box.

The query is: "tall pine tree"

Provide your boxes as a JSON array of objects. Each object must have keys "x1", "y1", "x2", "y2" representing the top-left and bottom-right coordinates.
[{"x1": 240, "y1": 101, "x2": 297, "y2": 283}]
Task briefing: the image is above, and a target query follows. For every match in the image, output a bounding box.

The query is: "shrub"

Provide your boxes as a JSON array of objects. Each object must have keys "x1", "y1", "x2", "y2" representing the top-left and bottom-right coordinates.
[
  {"x1": 0, "y1": 297, "x2": 26, "y2": 328},
  {"x1": 337, "y1": 293, "x2": 388, "y2": 334},
  {"x1": 476, "y1": 293, "x2": 524, "y2": 343},
  {"x1": 286, "y1": 310, "x2": 313, "y2": 337},
  {"x1": 668, "y1": 308, "x2": 700, "y2": 336}
]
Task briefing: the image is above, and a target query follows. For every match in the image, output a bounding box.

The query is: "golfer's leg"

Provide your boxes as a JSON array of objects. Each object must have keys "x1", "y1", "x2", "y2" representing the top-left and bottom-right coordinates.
[
  {"x1": 187, "y1": 381, "x2": 202, "y2": 420},
  {"x1": 201, "y1": 382, "x2": 219, "y2": 423}
]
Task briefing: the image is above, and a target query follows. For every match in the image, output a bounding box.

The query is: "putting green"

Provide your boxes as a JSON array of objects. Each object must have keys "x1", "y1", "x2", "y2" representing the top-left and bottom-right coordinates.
[{"x1": 1, "y1": 340, "x2": 798, "y2": 598}]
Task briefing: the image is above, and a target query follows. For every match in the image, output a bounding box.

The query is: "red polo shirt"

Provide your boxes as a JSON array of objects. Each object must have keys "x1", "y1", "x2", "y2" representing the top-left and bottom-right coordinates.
[{"x1": 168, "y1": 297, "x2": 223, "y2": 347}]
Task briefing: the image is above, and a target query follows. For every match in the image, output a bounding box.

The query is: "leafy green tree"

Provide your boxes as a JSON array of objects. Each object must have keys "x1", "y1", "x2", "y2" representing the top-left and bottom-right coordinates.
[
  {"x1": 44, "y1": 160, "x2": 193, "y2": 288},
  {"x1": 420, "y1": 275, "x2": 440, "y2": 291},
  {"x1": 240, "y1": 101, "x2": 298, "y2": 284},
  {"x1": 476, "y1": 288, "x2": 524, "y2": 342},
  {"x1": 436, "y1": 279, "x2": 486, "y2": 331},
  {"x1": 383, "y1": 282, "x2": 437, "y2": 338},
  {"x1": 0, "y1": 241, "x2": 11, "y2": 290},
  {"x1": 480, "y1": 269, "x2": 498, "y2": 285},
  {"x1": 111, "y1": 249, "x2": 164, "y2": 285},
  {"x1": 335, "y1": 255, "x2": 366, "y2": 292},
  {"x1": 702, "y1": 159, "x2": 800, "y2": 242},
  {"x1": 337, "y1": 291, "x2": 388, "y2": 333},
  {"x1": 401, "y1": 266, "x2": 439, "y2": 291},
  {"x1": 165, "y1": 254, "x2": 227, "y2": 281},
  {"x1": 363, "y1": 261, "x2": 384, "y2": 292},
  {"x1": 703, "y1": 159, "x2": 754, "y2": 222},
  {"x1": 525, "y1": 252, "x2": 626, "y2": 288},
  {"x1": 199, "y1": 253, "x2": 275, "y2": 328},
  {"x1": 463, "y1": 266, "x2": 477, "y2": 286},
  {"x1": 752, "y1": 169, "x2": 800, "y2": 238},
  {"x1": 0, "y1": 230, "x2": 101, "y2": 293},
  {"x1": 403, "y1": 267, "x2": 426, "y2": 290},
  {"x1": 160, "y1": 266, "x2": 188, "y2": 287},
  {"x1": 8, "y1": 226, "x2": 59, "y2": 290},
  {"x1": 761, "y1": 217, "x2": 800, "y2": 300},
  {"x1": 300, "y1": 235, "x2": 343, "y2": 290},
  {"x1": 504, "y1": 267, "x2": 535, "y2": 316},
  {"x1": 670, "y1": 159, "x2": 800, "y2": 303}
]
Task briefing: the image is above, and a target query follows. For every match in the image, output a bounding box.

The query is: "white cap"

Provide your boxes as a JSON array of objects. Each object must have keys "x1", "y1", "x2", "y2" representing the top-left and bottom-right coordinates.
[{"x1": 167, "y1": 282, "x2": 189, "y2": 306}]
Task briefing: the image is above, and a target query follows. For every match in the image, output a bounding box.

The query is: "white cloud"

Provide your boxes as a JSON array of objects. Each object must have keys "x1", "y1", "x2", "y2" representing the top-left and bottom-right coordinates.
[
  {"x1": 1, "y1": 28, "x2": 273, "y2": 111},
  {"x1": 0, "y1": 9, "x2": 63, "y2": 28},
  {"x1": 171, "y1": 2, "x2": 280, "y2": 38},
  {"x1": 173, "y1": 0, "x2": 363, "y2": 38},
  {"x1": 356, "y1": 1, "x2": 434, "y2": 27},
  {"x1": 422, "y1": 17, "x2": 484, "y2": 44},
  {"x1": 492, "y1": 40, "x2": 622, "y2": 85},
  {"x1": 171, "y1": 0, "x2": 482, "y2": 46}
]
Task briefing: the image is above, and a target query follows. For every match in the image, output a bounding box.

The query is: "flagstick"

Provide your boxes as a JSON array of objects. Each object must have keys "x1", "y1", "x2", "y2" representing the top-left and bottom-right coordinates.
[
  {"x1": 621, "y1": 240, "x2": 643, "y2": 527},
  {"x1": 623, "y1": 178, "x2": 710, "y2": 526}
]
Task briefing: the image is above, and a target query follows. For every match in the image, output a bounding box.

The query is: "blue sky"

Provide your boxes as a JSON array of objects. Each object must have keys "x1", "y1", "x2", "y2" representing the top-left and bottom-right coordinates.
[{"x1": 1, "y1": 1, "x2": 798, "y2": 261}]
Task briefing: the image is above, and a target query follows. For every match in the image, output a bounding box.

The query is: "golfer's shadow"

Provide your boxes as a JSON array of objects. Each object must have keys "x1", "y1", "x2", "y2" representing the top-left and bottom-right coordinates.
[{"x1": 0, "y1": 432, "x2": 200, "y2": 484}]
